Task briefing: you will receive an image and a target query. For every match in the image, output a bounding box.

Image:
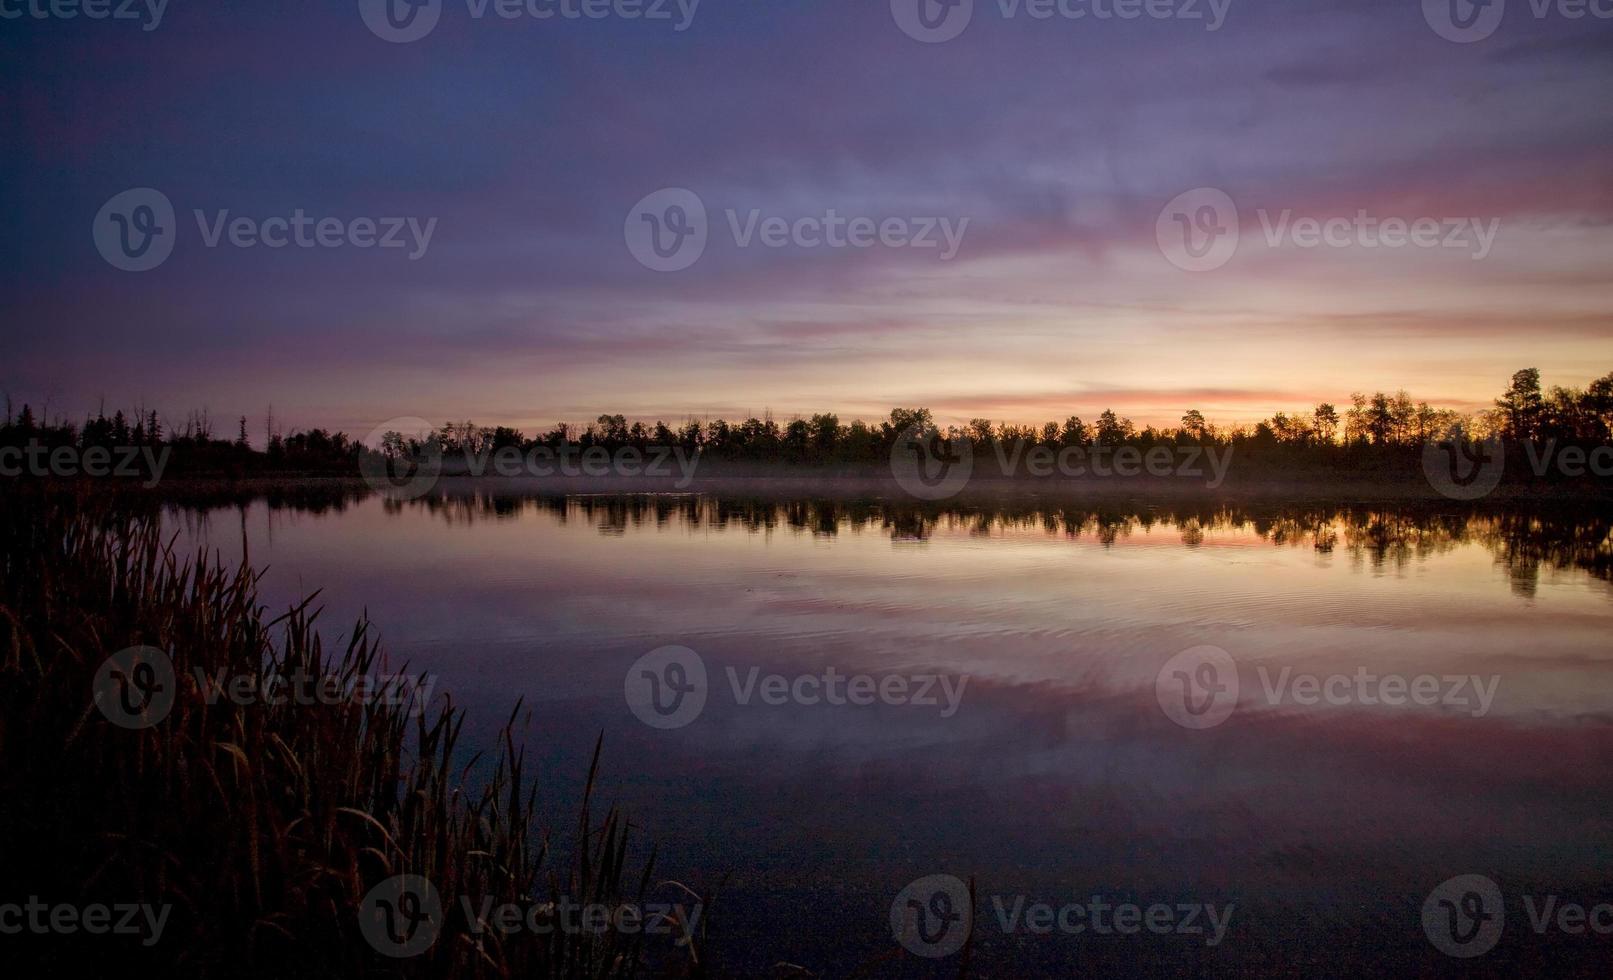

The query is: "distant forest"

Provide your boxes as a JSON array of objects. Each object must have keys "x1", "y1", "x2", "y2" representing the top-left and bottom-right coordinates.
[{"x1": 3, "y1": 368, "x2": 1610, "y2": 477}]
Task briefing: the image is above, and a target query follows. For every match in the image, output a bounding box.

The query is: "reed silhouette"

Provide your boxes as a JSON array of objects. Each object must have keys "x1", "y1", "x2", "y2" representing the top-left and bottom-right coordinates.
[{"x1": 0, "y1": 485, "x2": 708, "y2": 977}]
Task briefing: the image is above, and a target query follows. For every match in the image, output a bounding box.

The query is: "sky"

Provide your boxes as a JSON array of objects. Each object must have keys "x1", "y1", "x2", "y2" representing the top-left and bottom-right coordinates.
[{"x1": 2, "y1": 0, "x2": 1611, "y2": 441}]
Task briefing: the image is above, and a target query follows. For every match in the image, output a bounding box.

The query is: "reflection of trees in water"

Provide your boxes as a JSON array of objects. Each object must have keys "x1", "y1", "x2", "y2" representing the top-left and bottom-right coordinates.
[
  {"x1": 161, "y1": 486, "x2": 1613, "y2": 600},
  {"x1": 1469, "y1": 512, "x2": 1613, "y2": 599},
  {"x1": 131, "y1": 484, "x2": 372, "y2": 554},
  {"x1": 1338, "y1": 511, "x2": 1466, "y2": 576}
]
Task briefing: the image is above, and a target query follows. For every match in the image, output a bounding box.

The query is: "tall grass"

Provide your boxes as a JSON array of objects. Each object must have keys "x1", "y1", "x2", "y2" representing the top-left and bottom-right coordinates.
[{"x1": 0, "y1": 486, "x2": 700, "y2": 976}]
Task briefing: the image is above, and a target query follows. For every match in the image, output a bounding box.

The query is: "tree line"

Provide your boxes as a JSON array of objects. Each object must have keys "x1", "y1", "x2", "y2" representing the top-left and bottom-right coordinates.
[{"x1": 3, "y1": 368, "x2": 1609, "y2": 474}]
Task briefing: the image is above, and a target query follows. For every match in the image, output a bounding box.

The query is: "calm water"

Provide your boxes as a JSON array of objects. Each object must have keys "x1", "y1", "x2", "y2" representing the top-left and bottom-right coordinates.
[{"x1": 168, "y1": 491, "x2": 1613, "y2": 976}]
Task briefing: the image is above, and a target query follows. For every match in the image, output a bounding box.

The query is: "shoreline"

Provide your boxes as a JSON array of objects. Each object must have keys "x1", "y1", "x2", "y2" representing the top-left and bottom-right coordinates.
[{"x1": 81, "y1": 469, "x2": 1613, "y2": 507}]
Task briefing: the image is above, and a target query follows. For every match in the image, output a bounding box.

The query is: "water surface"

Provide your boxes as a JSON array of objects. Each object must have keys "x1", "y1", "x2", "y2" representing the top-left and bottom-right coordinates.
[{"x1": 167, "y1": 491, "x2": 1613, "y2": 975}]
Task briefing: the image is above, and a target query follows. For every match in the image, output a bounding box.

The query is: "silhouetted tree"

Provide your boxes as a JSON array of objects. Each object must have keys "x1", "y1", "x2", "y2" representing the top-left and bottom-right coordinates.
[
  {"x1": 1313, "y1": 403, "x2": 1339, "y2": 444},
  {"x1": 1497, "y1": 368, "x2": 1544, "y2": 438}
]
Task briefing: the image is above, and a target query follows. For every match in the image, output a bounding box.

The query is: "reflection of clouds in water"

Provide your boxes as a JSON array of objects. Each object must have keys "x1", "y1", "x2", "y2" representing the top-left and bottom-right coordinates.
[
  {"x1": 163, "y1": 488, "x2": 1613, "y2": 724},
  {"x1": 156, "y1": 486, "x2": 1613, "y2": 973}
]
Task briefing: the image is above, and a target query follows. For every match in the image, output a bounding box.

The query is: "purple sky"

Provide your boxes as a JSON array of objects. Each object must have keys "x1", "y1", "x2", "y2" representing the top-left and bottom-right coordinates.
[{"x1": 3, "y1": 0, "x2": 1611, "y2": 439}]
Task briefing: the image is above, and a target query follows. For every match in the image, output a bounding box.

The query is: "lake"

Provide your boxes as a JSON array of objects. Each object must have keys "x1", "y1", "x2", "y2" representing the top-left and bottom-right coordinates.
[{"x1": 165, "y1": 488, "x2": 1613, "y2": 976}]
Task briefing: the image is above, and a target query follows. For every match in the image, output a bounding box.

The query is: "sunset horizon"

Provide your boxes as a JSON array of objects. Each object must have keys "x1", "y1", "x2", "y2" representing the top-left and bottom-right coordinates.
[{"x1": 6, "y1": 3, "x2": 1611, "y2": 441}]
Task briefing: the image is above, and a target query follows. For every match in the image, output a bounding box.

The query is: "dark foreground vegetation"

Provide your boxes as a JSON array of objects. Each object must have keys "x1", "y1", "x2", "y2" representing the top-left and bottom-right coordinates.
[{"x1": 0, "y1": 486, "x2": 701, "y2": 977}]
